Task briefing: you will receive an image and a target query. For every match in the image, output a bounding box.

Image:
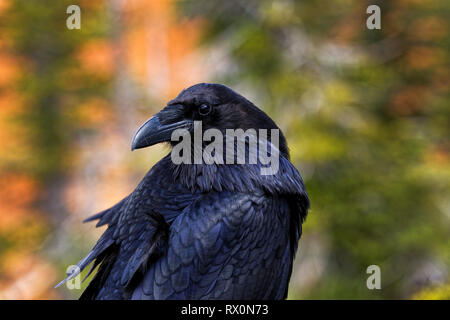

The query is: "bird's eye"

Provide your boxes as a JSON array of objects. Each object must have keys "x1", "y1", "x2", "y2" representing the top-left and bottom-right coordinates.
[{"x1": 198, "y1": 104, "x2": 212, "y2": 116}]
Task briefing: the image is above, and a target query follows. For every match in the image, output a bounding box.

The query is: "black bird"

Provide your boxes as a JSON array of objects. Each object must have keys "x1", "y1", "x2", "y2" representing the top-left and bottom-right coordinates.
[{"x1": 59, "y1": 83, "x2": 309, "y2": 299}]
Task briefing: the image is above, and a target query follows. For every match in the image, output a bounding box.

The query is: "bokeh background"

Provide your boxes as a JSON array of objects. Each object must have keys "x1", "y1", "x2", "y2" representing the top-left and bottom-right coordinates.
[{"x1": 0, "y1": 0, "x2": 448, "y2": 299}]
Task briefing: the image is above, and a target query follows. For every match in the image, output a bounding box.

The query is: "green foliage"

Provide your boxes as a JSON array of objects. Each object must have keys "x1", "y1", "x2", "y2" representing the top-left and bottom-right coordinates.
[{"x1": 1, "y1": 0, "x2": 110, "y2": 179}]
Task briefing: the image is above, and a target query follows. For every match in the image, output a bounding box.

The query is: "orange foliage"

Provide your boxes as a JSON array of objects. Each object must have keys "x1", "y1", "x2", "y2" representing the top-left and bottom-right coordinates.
[
  {"x1": 406, "y1": 46, "x2": 443, "y2": 70},
  {"x1": 0, "y1": 54, "x2": 20, "y2": 87},
  {"x1": 0, "y1": 173, "x2": 39, "y2": 231},
  {"x1": 77, "y1": 40, "x2": 114, "y2": 77},
  {"x1": 427, "y1": 148, "x2": 449, "y2": 166},
  {"x1": 74, "y1": 98, "x2": 114, "y2": 127},
  {"x1": 0, "y1": 90, "x2": 24, "y2": 116},
  {"x1": 409, "y1": 17, "x2": 447, "y2": 42},
  {"x1": 0, "y1": 0, "x2": 10, "y2": 15},
  {"x1": 119, "y1": 0, "x2": 205, "y2": 99},
  {"x1": 0, "y1": 252, "x2": 59, "y2": 299},
  {"x1": 390, "y1": 86, "x2": 430, "y2": 115},
  {"x1": 329, "y1": 3, "x2": 365, "y2": 44},
  {"x1": 330, "y1": 19, "x2": 360, "y2": 44}
]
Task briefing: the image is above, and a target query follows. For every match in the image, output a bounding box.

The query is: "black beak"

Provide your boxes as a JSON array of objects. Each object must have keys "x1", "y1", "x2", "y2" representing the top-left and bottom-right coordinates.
[{"x1": 131, "y1": 114, "x2": 192, "y2": 151}]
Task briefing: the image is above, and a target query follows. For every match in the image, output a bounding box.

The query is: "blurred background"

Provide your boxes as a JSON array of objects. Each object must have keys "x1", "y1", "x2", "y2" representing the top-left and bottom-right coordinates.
[{"x1": 0, "y1": 0, "x2": 448, "y2": 299}]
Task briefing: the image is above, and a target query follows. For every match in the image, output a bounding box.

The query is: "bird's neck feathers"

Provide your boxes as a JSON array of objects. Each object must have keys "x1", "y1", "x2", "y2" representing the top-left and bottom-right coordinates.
[
  {"x1": 151, "y1": 136, "x2": 309, "y2": 222},
  {"x1": 164, "y1": 147, "x2": 308, "y2": 198}
]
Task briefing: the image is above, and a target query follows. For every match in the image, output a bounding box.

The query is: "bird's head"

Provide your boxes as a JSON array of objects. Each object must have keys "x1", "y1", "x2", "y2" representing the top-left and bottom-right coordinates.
[{"x1": 131, "y1": 83, "x2": 289, "y2": 158}]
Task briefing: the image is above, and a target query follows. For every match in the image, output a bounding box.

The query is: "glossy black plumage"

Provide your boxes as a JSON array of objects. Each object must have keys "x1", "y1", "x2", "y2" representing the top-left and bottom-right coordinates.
[{"x1": 61, "y1": 83, "x2": 309, "y2": 300}]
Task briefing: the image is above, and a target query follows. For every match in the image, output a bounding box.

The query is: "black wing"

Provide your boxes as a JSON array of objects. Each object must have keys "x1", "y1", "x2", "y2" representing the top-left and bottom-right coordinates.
[
  {"x1": 131, "y1": 190, "x2": 298, "y2": 299},
  {"x1": 57, "y1": 160, "x2": 200, "y2": 299}
]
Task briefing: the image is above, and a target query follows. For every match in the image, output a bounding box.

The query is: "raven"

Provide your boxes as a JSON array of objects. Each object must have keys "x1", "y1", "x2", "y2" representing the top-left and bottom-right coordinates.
[{"x1": 59, "y1": 83, "x2": 309, "y2": 299}]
